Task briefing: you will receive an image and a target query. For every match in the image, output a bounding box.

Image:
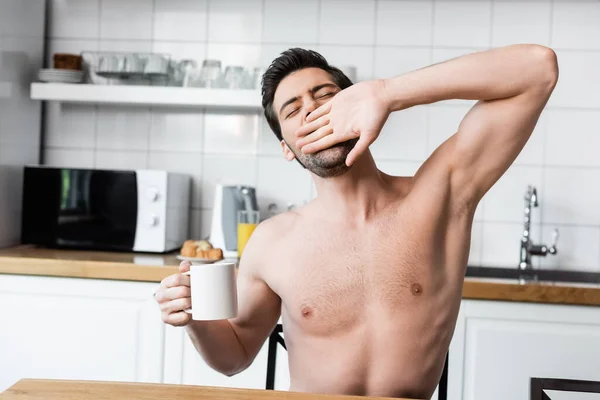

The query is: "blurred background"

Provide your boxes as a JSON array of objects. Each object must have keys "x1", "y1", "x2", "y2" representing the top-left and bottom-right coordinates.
[{"x1": 1, "y1": 1, "x2": 600, "y2": 400}]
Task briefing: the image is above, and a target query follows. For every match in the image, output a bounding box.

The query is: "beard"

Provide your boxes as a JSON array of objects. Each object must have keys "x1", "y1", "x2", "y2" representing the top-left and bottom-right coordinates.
[{"x1": 287, "y1": 138, "x2": 358, "y2": 178}]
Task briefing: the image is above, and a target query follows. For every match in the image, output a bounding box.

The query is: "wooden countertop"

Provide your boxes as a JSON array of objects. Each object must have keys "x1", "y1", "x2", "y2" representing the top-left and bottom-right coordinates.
[
  {"x1": 0, "y1": 379, "x2": 413, "y2": 400},
  {"x1": 0, "y1": 245, "x2": 180, "y2": 282},
  {"x1": 1, "y1": 246, "x2": 600, "y2": 306}
]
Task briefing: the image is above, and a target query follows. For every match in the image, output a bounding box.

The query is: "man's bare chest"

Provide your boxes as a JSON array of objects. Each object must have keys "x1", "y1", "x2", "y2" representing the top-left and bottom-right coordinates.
[{"x1": 269, "y1": 224, "x2": 442, "y2": 335}]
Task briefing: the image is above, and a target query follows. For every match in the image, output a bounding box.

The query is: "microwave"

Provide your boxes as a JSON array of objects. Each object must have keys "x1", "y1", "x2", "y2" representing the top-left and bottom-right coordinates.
[{"x1": 21, "y1": 167, "x2": 190, "y2": 253}]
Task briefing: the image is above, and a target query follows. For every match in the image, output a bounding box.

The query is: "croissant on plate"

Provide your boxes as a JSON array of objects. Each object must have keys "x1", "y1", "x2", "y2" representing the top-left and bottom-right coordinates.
[{"x1": 180, "y1": 240, "x2": 224, "y2": 261}]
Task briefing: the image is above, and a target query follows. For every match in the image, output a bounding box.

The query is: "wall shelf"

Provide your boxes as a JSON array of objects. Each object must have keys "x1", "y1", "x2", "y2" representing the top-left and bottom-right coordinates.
[{"x1": 30, "y1": 83, "x2": 262, "y2": 110}]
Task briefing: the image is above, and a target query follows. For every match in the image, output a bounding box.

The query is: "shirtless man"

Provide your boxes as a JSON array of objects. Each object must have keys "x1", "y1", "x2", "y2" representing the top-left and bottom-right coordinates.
[{"x1": 155, "y1": 45, "x2": 558, "y2": 399}]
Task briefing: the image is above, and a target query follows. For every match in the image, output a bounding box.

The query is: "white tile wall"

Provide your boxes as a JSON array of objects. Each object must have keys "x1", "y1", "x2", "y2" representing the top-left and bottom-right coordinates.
[
  {"x1": 433, "y1": 1, "x2": 492, "y2": 48},
  {"x1": 262, "y1": 0, "x2": 319, "y2": 45},
  {"x1": 373, "y1": 47, "x2": 431, "y2": 79},
  {"x1": 149, "y1": 108, "x2": 204, "y2": 153},
  {"x1": 45, "y1": 149, "x2": 94, "y2": 168},
  {"x1": 99, "y1": 0, "x2": 153, "y2": 40},
  {"x1": 207, "y1": 0, "x2": 262, "y2": 43},
  {"x1": 492, "y1": 1, "x2": 551, "y2": 47},
  {"x1": 543, "y1": 167, "x2": 600, "y2": 226},
  {"x1": 545, "y1": 109, "x2": 600, "y2": 167},
  {"x1": 45, "y1": 103, "x2": 97, "y2": 149},
  {"x1": 94, "y1": 150, "x2": 147, "y2": 170},
  {"x1": 370, "y1": 106, "x2": 428, "y2": 162},
  {"x1": 375, "y1": 1, "x2": 433, "y2": 47},
  {"x1": 42, "y1": 0, "x2": 600, "y2": 271},
  {"x1": 319, "y1": 0, "x2": 375, "y2": 46},
  {"x1": 95, "y1": 106, "x2": 150, "y2": 150},
  {"x1": 552, "y1": 2, "x2": 600, "y2": 51},
  {"x1": 48, "y1": 0, "x2": 99, "y2": 39},
  {"x1": 203, "y1": 111, "x2": 259, "y2": 155},
  {"x1": 153, "y1": 0, "x2": 208, "y2": 42},
  {"x1": 550, "y1": 51, "x2": 600, "y2": 109}
]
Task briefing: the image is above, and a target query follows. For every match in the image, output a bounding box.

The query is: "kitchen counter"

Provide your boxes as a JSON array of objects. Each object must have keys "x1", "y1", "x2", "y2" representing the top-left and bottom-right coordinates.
[
  {"x1": 1, "y1": 246, "x2": 600, "y2": 306},
  {"x1": 0, "y1": 245, "x2": 180, "y2": 282},
  {"x1": 0, "y1": 379, "x2": 413, "y2": 400}
]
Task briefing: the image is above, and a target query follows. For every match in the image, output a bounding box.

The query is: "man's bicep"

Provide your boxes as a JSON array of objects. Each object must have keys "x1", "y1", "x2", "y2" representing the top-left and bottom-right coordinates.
[
  {"x1": 228, "y1": 230, "x2": 281, "y2": 364},
  {"x1": 450, "y1": 90, "x2": 547, "y2": 201}
]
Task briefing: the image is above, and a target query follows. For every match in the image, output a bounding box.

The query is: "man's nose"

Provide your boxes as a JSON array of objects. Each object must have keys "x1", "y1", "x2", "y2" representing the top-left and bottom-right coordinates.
[{"x1": 303, "y1": 99, "x2": 319, "y2": 122}]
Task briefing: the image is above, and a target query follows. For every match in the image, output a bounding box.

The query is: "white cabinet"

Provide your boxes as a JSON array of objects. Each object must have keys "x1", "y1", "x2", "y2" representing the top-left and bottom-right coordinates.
[
  {"x1": 0, "y1": 274, "x2": 164, "y2": 392},
  {"x1": 162, "y1": 324, "x2": 269, "y2": 389},
  {"x1": 448, "y1": 300, "x2": 600, "y2": 400}
]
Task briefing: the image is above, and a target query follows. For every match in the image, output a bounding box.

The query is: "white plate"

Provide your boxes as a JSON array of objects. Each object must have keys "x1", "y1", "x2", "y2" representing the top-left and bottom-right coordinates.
[
  {"x1": 38, "y1": 75, "x2": 84, "y2": 83},
  {"x1": 38, "y1": 71, "x2": 83, "y2": 76},
  {"x1": 176, "y1": 255, "x2": 220, "y2": 264},
  {"x1": 39, "y1": 68, "x2": 83, "y2": 74}
]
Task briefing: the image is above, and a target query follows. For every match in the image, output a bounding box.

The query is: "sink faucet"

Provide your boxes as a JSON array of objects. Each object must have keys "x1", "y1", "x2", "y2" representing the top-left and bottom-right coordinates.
[{"x1": 519, "y1": 185, "x2": 559, "y2": 270}]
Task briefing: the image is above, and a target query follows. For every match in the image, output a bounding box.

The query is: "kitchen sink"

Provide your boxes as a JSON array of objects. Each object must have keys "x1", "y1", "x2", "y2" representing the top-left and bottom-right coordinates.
[{"x1": 466, "y1": 266, "x2": 600, "y2": 285}]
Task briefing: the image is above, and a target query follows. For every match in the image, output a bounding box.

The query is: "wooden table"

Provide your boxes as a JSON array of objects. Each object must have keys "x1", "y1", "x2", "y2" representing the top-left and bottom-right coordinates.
[{"x1": 0, "y1": 379, "x2": 412, "y2": 400}]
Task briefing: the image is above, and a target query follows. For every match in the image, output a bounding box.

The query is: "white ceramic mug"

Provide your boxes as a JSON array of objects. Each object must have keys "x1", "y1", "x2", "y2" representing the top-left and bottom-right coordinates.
[{"x1": 183, "y1": 263, "x2": 238, "y2": 321}]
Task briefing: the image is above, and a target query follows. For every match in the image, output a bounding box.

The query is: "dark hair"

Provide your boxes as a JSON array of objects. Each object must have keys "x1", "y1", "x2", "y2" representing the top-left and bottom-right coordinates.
[{"x1": 261, "y1": 48, "x2": 353, "y2": 142}]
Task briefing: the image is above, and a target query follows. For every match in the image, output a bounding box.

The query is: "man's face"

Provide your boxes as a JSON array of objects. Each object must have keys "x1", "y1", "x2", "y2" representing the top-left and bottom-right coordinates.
[{"x1": 273, "y1": 68, "x2": 356, "y2": 178}]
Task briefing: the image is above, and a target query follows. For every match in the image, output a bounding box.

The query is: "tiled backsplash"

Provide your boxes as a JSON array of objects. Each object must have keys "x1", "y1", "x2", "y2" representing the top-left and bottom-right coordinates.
[{"x1": 43, "y1": 0, "x2": 600, "y2": 272}]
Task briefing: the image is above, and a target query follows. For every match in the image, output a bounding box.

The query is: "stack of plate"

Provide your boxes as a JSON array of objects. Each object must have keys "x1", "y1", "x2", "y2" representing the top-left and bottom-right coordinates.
[{"x1": 38, "y1": 68, "x2": 84, "y2": 84}]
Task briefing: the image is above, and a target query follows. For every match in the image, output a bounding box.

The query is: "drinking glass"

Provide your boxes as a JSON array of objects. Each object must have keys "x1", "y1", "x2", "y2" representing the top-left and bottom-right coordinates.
[
  {"x1": 199, "y1": 59, "x2": 222, "y2": 88},
  {"x1": 222, "y1": 66, "x2": 247, "y2": 89},
  {"x1": 237, "y1": 210, "x2": 259, "y2": 258}
]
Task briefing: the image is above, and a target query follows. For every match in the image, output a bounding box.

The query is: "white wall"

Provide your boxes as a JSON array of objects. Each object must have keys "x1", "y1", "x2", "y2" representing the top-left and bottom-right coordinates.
[
  {"x1": 0, "y1": 0, "x2": 45, "y2": 247},
  {"x1": 43, "y1": 0, "x2": 600, "y2": 272}
]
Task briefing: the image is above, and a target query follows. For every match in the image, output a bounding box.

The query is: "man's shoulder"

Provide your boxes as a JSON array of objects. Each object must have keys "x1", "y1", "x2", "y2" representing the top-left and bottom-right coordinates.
[
  {"x1": 242, "y1": 210, "x2": 301, "y2": 256},
  {"x1": 254, "y1": 210, "x2": 301, "y2": 241},
  {"x1": 238, "y1": 210, "x2": 301, "y2": 277}
]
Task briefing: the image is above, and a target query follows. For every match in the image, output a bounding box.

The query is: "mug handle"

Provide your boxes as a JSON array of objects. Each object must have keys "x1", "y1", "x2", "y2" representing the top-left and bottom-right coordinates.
[{"x1": 182, "y1": 270, "x2": 192, "y2": 314}]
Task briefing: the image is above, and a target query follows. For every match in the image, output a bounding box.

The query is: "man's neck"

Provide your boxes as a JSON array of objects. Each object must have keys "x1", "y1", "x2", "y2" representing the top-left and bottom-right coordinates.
[{"x1": 311, "y1": 152, "x2": 392, "y2": 223}]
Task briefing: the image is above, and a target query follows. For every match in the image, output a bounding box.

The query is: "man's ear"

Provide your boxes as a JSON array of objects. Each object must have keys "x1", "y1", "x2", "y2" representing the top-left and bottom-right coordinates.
[{"x1": 281, "y1": 140, "x2": 296, "y2": 161}]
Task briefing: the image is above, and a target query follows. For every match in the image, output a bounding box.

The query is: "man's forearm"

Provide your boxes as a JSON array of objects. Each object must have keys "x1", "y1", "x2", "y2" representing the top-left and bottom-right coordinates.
[
  {"x1": 185, "y1": 320, "x2": 249, "y2": 376},
  {"x1": 382, "y1": 44, "x2": 558, "y2": 112}
]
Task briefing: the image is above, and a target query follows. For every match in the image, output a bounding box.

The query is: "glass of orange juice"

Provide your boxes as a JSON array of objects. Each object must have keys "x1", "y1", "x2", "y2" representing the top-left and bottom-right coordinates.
[{"x1": 237, "y1": 210, "x2": 259, "y2": 258}]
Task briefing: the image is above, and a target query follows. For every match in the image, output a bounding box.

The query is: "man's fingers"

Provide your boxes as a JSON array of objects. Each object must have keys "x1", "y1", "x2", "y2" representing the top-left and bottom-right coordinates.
[
  {"x1": 302, "y1": 134, "x2": 344, "y2": 154},
  {"x1": 160, "y1": 297, "x2": 192, "y2": 314},
  {"x1": 305, "y1": 101, "x2": 332, "y2": 123},
  {"x1": 162, "y1": 273, "x2": 190, "y2": 289},
  {"x1": 296, "y1": 124, "x2": 333, "y2": 148},
  {"x1": 346, "y1": 138, "x2": 371, "y2": 167},
  {"x1": 159, "y1": 286, "x2": 191, "y2": 302},
  {"x1": 178, "y1": 260, "x2": 191, "y2": 273},
  {"x1": 161, "y1": 311, "x2": 192, "y2": 327},
  {"x1": 295, "y1": 114, "x2": 330, "y2": 138}
]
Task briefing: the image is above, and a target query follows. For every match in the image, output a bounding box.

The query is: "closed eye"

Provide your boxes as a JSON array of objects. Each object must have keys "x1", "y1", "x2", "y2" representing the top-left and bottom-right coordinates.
[
  {"x1": 286, "y1": 108, "x2": 300, "y2": 119},
  {"x1": 318, "y1": 92, "x2": 334, "y2": 99}
]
